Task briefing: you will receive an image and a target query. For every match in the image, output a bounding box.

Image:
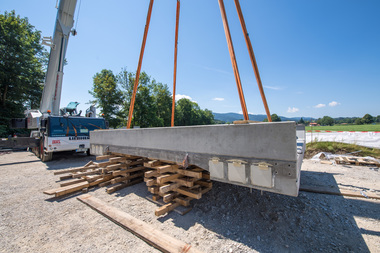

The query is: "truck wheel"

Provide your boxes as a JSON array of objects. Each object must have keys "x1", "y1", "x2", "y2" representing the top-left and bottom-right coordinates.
[{"x1": 41, "y1": 151, "x2": 53, "y2": 162}]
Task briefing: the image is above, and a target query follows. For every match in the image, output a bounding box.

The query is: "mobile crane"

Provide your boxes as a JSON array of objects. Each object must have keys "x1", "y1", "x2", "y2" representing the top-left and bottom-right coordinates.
[{"x1": 7, "y1": 0, "x2": 106, "y2": 161}]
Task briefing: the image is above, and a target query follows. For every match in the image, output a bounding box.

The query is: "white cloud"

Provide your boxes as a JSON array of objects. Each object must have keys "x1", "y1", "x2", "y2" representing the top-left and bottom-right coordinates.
[
  {"x1": 314, "y1": 103, "x2": 326, "y2": 108},
  {"x1": 329, "y1": 101, "x2": 340, "y2": 107},
  {"x1": 213, "y1": 97, "x2": 225, "y2": 101},
  {"x1": 175, "y1": 94, "x2": 195, "y2": 102},
  {"x1": 238, "y1": 111, "x2": 254, "y2": 115},
  {"x1": 264, "y1": 85, "x2": 282, "y2": 90},
  {"x1": 287, "y1": 107, "x2": 299, "y2": 113}
]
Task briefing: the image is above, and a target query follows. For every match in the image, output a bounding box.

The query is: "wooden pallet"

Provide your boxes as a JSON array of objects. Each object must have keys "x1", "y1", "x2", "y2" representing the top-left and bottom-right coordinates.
[
  {"x1": 144, "y1": 160, "x2": 212, "y2": 216},
  {"x1": 334, "y1": 156, "x2": 380, "y2": 167},
  {"x1": 43, "y1": 154, "x2": 147, "y2": 197}
]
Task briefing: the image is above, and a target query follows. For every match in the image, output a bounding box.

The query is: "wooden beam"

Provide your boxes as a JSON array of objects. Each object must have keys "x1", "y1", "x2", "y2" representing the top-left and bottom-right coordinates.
[
  {"x1": 159, "y1": 182, "x2": 179, "y2": 194},
  {"x1": 60, "y1": 178, "x2": 86, "y2": 187},
  {"x1": 176, "y1": 186, "x2": 202, "y2": 199},
  {"x1": 155, "y1": 202, "x2": 181, "y2": 216},
  {"x1": 77, "y1": 194, "x2": 202, "y2": 252},
  {"x1": 177, "y1": 169, "x2": 202, "y2": 179},
  {"x1": 157, "y1": 173, "x2": 181, "y2": 185},
  {"x1": 300, "y1": 185, "x2": 380, "y2": 200},
  {"x1": 53, "y1": 164, "x2": 97, "y2": 175}
]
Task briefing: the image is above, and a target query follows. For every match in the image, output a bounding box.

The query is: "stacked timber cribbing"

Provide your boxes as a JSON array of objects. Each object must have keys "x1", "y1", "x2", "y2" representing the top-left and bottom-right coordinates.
[{"x1": 43, "y1": 152, "x2": 213, "y2": 216}]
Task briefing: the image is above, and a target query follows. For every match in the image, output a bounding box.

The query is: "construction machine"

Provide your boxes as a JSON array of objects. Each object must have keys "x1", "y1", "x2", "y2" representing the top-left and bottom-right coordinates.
[{"x1": 4, "y1": 0, "x2": 106, "y2": 161}]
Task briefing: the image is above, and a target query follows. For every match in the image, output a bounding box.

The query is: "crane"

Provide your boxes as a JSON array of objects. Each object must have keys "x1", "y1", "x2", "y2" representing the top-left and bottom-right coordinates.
[{"x1": 6, "y1": 0, "x2": 107, "y2": 161}]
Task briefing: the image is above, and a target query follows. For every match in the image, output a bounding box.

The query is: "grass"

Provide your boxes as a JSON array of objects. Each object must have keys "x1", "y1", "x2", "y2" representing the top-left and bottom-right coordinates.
[
  {"x1": 305, "y1": 124, "x2": 380, "y2": 132},
  {"x1": 305, "y1": 142, "x2": 380, "y2": 159}
]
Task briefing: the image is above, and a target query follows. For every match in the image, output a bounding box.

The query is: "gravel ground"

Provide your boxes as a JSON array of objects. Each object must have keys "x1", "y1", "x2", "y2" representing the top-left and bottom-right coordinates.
[{"x1": 1, "y1": 151, "x2": 379, "y2": 253}]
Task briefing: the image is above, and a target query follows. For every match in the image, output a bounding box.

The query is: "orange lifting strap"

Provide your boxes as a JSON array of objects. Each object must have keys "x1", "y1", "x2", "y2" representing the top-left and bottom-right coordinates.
[{"x1": 127, "y1": 0, "x2": 271, "y2": 128}]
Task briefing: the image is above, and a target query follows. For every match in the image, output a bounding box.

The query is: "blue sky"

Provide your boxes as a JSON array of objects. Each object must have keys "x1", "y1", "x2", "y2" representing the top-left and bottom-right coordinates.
[{"x1": 2, "y1": 0, "x2": 380, "y2": 119}]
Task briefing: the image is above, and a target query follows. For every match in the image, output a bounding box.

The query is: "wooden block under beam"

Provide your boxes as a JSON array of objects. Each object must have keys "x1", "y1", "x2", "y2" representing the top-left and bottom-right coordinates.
[
  {"x1": 145, "y1": 170, "x2": 160, "y2": 178},
  {"x1": 174, "y1": 196, "x2": 193, "y2": 207},
  {"x1": 175, "y1": 177, "x2": 198, "y2": 187},
  {"x1": 155, "y1": 165, "x2": 180, "y2": 174},
  {"x1": 155, "y1": 202, "x2": 181, "y2": 216},
  {"x1": 195, "y1": 180, "x2": 212, "y2": 188},
  {"x1": 176, "y1": 187, "x2": 202, "y2": 199},
  {"x1": 144, "y1": 160, "x2": 162, "y2": 168},
  {"x1": 163, "y1": 192, "x2": 178, "y2": 203},
  {"x1": 177, "y1": 169, "x2": 202, "y2": 179},
  {"x1": 160, "y1": 183, "x2": 179, "y2": 194},
  {"x1": 157, "y1": 174, "x2": 181, "y2": 185}
]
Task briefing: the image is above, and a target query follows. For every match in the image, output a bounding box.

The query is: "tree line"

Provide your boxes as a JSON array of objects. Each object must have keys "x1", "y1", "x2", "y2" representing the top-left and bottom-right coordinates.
[
  {"x1": 89, "y1": 68, "x2": 214, "y2": 128},
  {"x1": 0, "y1": 11, "x2": 45, "y2": 137},
  {"x1": 297, "y1": 114, "x2": 380, "y2": 126}
]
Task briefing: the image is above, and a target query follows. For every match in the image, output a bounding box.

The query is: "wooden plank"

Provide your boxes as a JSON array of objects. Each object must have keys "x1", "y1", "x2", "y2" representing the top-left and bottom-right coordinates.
[
  {"x1": 77, "y1": 194, "x2": 201, "y2": 252},
  {"x1": 53, "y1": 164, "x2": 97, "y2": 175},
  {"x1": 60, "y1": 178, "x2": 86, "y2": 187},
  {"x1": 159, "y1": 183, "x2": 179, "y2": 194},
  {"x1": 156, "y1": 174, "x2": 181, "y2": 185},
  {"x1": 89, "y1": 175, "x2": 114, "y2": 187},
  {"x1": 145, "y1": 170, "x2": 160, "y2": 178},
  {"x1": 155, "y1": 202, "x2": 181, "y2": 216},
  {"x1": 175, "y1": 177, "x2": 198, "y2": 187},
  {"x1": 202, "y1": 173, "x2": 211, "y2": 180},
  {"x1": 106, "y1": 178, "x2": 143, "y2": 194},
  {"x1": 148, "y1": 186, "x2": 159, "y2": 195},
  {"x1": 124, "y1": 166, "x2": 146, "y2": 173},
  {"x1": 96, "y1": 154, "x2": 116, "y2": 160},
  {"x1": 163, "y1": 192, "x2": 179, "y2": 203},
  {"x1": 195, "y1": 180, "x2": 212, "y2": 188},
  {"x1": 72, "y1": 169, "x2": 102, "y2": 178},
  {"x1": 177, "y1": 169, "x2": 202, "y2": 179},
  {"x1": 144, "y1": 160, "x2": 162, "y2": 168},
  {"x1": 155, "y1": 165, "x2": 180, "y2": 174},
  {"x1": 145, "y1": 178, "x2": 157, "y2": 187},
  {"x1": 300, "y1": 185, "x2": 380, "y2": 200},
  {"x1": 174, "y1": 196, "x2": 193, "y2": 207},
  {"x1": 105, "y1": 163, "x2": 127, "y2": 172},
  {"x1": 176, "y1": 187, "x2": 202, "y2": 199},
  {"x1": 112, "y1": 170, "x2": 128, "y2": 177},
  {"x1": 59, "y1": 174, "x2": 73, "y2": 180},
  {"x1": 43, "y1": 181, "x2": 90, "y2": 197}
]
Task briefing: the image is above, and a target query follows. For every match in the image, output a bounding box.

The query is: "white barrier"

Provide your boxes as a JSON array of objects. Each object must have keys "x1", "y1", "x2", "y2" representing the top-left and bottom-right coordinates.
[{"x1": 306, "y1": 132, "x2": 380, "y2": 149}]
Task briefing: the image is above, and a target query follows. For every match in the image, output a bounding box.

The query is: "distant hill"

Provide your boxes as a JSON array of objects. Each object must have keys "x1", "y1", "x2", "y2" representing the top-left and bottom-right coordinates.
[{"x1": 213, "y1": 112, "x2": 309, "y2": 123}]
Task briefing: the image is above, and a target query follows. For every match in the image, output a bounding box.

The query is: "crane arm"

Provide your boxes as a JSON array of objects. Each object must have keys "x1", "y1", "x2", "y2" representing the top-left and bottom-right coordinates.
[{"x1": 40, "y1": 0, "x2": 77, "y2": 115}]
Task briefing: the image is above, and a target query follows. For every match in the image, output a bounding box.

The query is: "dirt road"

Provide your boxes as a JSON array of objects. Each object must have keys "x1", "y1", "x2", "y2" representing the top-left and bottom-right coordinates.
[{"x1": 1, "y1": 151, "x2": 379, "y2": 252}]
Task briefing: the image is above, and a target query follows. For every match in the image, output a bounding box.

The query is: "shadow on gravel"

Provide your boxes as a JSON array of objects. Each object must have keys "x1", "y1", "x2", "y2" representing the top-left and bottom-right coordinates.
[
  {"x1": 118, "y1": 171, "x2": 378, "y2": 252},
  {"x1": 0, "y1": 160, "x2": 40, "y2": 166},
  {"x1": 43, "y1": 151, "x2": 96, "y2": 171}
]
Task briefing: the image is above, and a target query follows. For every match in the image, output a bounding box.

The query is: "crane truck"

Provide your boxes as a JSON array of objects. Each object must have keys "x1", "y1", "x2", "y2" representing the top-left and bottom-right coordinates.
[{"x1": 4, "y1": 0, "x2": 107, "y2": 161}]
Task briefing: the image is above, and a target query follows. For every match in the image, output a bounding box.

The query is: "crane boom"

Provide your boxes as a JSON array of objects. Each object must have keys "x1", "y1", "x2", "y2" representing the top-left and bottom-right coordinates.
[{"x1": 40, "y1": 0, "x2": 77, "y2": 115}]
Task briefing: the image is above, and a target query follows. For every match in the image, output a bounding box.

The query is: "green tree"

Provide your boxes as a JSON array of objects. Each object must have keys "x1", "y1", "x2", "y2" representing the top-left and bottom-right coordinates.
[
  {"x1": 175, "y1": 98, "x2": 214, "y2": 126},
  {"x1": 362, "y1": 114, "x2": 374, "y2": 124},
  {"x1": 298, "y1": 117, "x2": 305, "y2": 124},
  {"x1": 320, "y1": 116, "x2": 334, "y2": 126},
  {"x1": 263, "y1": 114, "x2": 281, "y2": 122},
  {"x1": 0, "y1": 10, "x2": 45, "y2": 136},
  {"x1": 118, "y1": 69, "x2": 172, "y2": 128},
  {"x1": 89, "y1": 69, "x2": 123, "y2": 128},
  {"x1": 355, "y1": 118, "x2": 363, "y2": 125}
]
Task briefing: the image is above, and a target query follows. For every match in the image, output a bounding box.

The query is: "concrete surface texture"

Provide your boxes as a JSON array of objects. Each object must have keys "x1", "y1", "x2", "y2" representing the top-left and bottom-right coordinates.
[{"x1": 90, "y1": 122, "x2": 304, "y2": 196}]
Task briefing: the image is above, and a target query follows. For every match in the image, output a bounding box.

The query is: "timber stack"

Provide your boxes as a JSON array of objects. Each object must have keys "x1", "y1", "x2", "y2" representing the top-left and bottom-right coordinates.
[
  {"x1": 43, "y1": 153, "x2": 213, "y2": 217},
  {"x1": 143, "y1": 160, "x2": 212, "y2": 216},
  {"x1": 43, "y1": 154, "x2": 146, "y2": 197}
]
